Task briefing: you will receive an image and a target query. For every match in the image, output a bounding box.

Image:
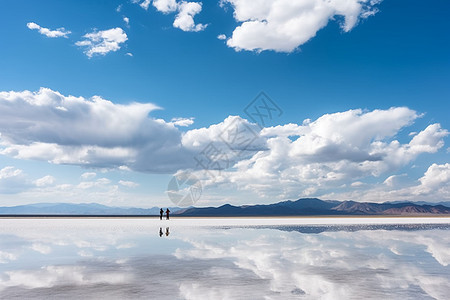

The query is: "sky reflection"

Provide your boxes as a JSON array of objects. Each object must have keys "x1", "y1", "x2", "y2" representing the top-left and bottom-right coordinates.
[{"x1": 0, "y1": 219, "x2": 448, "y2": 299}]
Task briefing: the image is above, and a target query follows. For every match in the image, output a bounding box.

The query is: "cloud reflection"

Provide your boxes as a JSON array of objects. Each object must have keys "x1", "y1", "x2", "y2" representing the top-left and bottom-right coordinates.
[
  {"x1": 0, "y1": 220, "x2": 448, "y2": 299},
  {"x1": 175, "y1": 227, "x2": 450, "y2": 299}
]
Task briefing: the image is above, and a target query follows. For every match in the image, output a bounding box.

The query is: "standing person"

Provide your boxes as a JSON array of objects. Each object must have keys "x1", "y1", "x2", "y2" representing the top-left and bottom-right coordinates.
[
  {"x1": 166, "y1": 208, "x2": 170, "y2": 220},
  {"x1": 159, "y1": 208, "x2": 163, "y2": 220}
]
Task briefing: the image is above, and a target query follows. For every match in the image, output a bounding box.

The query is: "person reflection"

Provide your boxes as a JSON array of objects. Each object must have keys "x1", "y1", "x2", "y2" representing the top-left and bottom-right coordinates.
[
  {"x1": 159, "y1": 227, "x2": 163, "y2": 237},
  {"x1": 165, "y1": 227, "x2": 170, "y2": 236}
]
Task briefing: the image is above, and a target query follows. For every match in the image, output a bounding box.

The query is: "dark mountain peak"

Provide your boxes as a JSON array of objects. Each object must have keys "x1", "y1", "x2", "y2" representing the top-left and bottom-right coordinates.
[{"x1": 333, "y1": 201, "x2": 384, "y2": 214}]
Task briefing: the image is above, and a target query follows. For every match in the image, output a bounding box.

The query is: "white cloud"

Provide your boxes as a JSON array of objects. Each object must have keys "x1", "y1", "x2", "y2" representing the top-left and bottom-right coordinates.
[
  {"x1": 174, "y1": 2, "x2": 207, "y2": 32},
  {"x1": 351, "y1": 181, "x2": 364, "y2": 187},
  {"x1": 0, "y1": 251, "x2": 17, "y2": 264},
  {"x1": 76, "y1": 28, "x2": 128, "y2": 58},
  {"x1": 223, "y1": 0, "x2": 382, "y2": 52},
  {"x1": 34, "y1": 175, "x2": 55, "y2": 187},
  {"x1": 153, "y1": 0, "x2": 178, "y2": 13},
  {"x1": 413, "y1": 163, "x2": 450, "y2": 196},
  {"x1": 321, "y1": 162, "x2": 450, "y2": 203},
  {"x1": 77, "y1": 178, "x2": 111, "y2": 190},
  {"x1": 217, "y1": 34, "x2": 227, "y2": 40},
  {"x1": 137, "y1": 0, "x2": 206, "y2": 32},
  {"x1": 383, "y1": 174, "x2": 406, "y2": 188},
  {"x1": 31, "y1": 243, "x2": 52, "y2": 254},
  {"x1": 0, "y1": 166, "x2": 22, "y2": 180},
  {"x1": 0, "y1": 88, "x2": 192, "y2": 173},
  {"x1": 27, "y1": 22, "x2": 71, "y2": 38},
  {"x1": 81, "y1": 172, "x2": 97, "y2": 180},
  {"x1": 140, "y1": 0, "x2": 152, "y2": 10},
  {"x1": 182, "y1": 115, "x2": 264, "y2": 150},
  {"x1": 118, "y1": 180, "x2": 139, "y2": 188},
  {"x1": 409, "y1": 124, "x2": 447, "y2": 154},
  {"x1": 0, "y1": 166, "x2": 31, "y2": 194},
  {"x1": 188, "y1": 108, "x2": 448, "y2": 202},
  {"x1": 0, "y1": 88, "x2": 448, "y2": 203},
  {"x1": 170, "y1": 117, "x2": 194, "y2": 127},
  {"x1": 123, "y1": 16, "x2": 130, "y2": 26}
]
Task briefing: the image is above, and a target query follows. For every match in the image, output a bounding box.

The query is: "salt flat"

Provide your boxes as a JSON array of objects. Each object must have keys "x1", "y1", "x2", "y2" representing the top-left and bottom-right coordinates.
[
  {"x1": 0, "y1": 217, "x2": 449, "y2": 299},
  {"x1": 165, "y1": 216, "x2": 450, "y2": 226},
  {"x1": 0, "y1": 216, "x2": 449, "y2": 232}
]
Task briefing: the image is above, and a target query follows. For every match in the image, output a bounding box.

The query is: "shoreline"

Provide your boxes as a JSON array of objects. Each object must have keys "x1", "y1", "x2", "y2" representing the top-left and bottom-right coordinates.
[
  {"x1": 0, "y1": 216, "x2": 449, "y2": 226},
  {"x1": 0, "y1": 214, "x2": 449, "y2": 219}
]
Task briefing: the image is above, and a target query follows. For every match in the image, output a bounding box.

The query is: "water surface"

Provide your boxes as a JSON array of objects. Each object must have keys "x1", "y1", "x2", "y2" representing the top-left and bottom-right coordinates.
[{"x1": 0, "y1": 218, "x2": 449, "y2": 299}]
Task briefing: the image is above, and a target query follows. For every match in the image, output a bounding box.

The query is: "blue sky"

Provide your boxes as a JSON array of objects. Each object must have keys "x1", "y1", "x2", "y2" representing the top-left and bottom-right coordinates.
[{"x1": 0, "y1": 0, "x2": 449, "y2": 207}]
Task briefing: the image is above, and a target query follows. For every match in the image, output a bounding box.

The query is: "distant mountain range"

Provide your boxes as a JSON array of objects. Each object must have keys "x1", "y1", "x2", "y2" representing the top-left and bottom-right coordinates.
[
  {"x1": 175, "y1": 198, "x2": 450, "y2": 216},
  {"x1": 0, "y1": 203, "x2": 182, "y2": 216},
  {"x1": 1, "y1": 199, "x2": 449, "y2": 216}
]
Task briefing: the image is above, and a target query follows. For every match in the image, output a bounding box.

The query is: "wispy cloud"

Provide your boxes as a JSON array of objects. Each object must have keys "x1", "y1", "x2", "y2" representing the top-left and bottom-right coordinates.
[
  {"x1": 27, "y1": 22, "x2": 71, "y2": 38},
  {"x1": 118, "y1": 180, "x2": 139, "y2": 188}
]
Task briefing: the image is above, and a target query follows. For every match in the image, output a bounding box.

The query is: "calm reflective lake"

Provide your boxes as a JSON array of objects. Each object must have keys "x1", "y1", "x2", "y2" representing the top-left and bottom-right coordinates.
[{"x1": 0, "y1": 219, "x2": 449, "y2": 299}]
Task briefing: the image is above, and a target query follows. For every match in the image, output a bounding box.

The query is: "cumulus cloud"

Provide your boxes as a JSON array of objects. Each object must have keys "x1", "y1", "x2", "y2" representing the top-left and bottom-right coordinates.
[
  {"x1": 0, "y1": 87, "x2": 448, "y2": 202},
  {"x1": 223, "y1": 0, "x2": 382, "y2": 52},
  {"x1": 0, "y1": 88, "x2": 193, "y2": 173},
  {"x1": 217, "y1": 34, "x2": 227, "y2": 40},
  {"x1": 76, "y1": 28, "x2": 128, "y2": 58},
  {"x1": 137, "y1": 0, "x2": 207, "y2": 32},
  {"x1": 26, "y1": 22, "x2": 71, "y2": 38},
  {"x1": 182, "y1": 115, "x2": 264, "y2": 151},
  {"x1": 153, "y1": 0, "x2": 178, "y2": 13},
  {"x1": 173, "y1": 2, "x2": 207, "y2": 32},
  {"x1": 413, "y1": 163, "x2": 450, "y2": 197},
  {"x1": 188, "y1": 108, "x2": 447, "y2": 201},
  {"x1": 321, "y1": 162, "x2": 450, "y2": 203}
]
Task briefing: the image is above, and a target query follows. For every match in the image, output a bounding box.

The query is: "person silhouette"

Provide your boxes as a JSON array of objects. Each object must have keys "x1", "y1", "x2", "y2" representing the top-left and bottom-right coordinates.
[
  {"x1": 166, "y1": 208, "x2": 170, "y2": 220},
  {"x1": 159, "y1": 208, "x2": 163, "y2": 220},
  {"x1": 165, "y1": 227, "x2": 170, "y2": 236},
  {"x1": 159, "y1": 227, "x2": 163, "y2": 237}
]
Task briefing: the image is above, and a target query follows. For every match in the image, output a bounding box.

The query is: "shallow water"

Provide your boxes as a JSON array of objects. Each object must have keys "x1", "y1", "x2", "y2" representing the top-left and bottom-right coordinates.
[{"x1": 0, "y1": 218, "x2": 449, "y2": 299}]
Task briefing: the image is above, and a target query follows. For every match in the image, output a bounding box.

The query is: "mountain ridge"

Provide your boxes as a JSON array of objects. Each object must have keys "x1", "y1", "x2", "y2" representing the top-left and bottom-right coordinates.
[
  {"x1": 0, "y1": 199, "x2": 449, "y2": 216},
  {"x1": 175, "y1": 198, "x2": 450, "y2": 216},
  {"x1": 0, "y1": 203, "x2": 182, "y2": 216}
]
